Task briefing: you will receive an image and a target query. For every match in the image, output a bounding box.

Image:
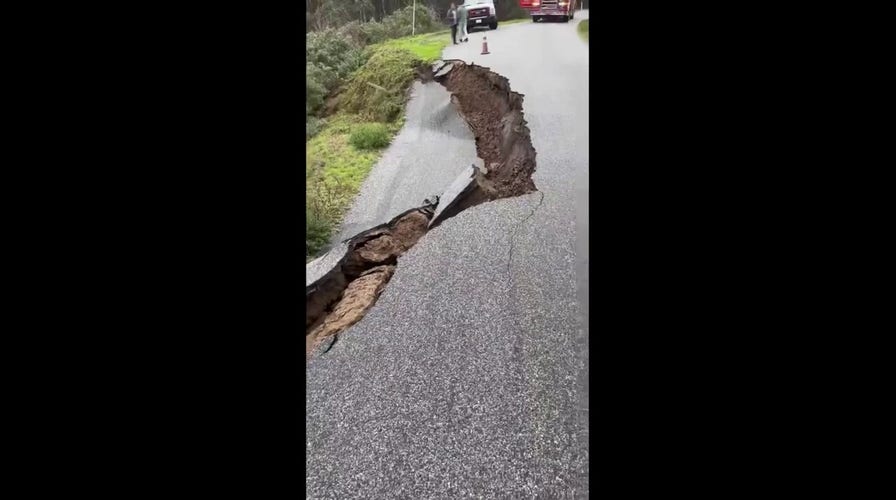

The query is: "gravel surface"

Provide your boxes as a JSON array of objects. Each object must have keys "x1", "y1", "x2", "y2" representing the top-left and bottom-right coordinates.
[{"x1": 307, "y1": 11, "x2": 590, "y2": 498}]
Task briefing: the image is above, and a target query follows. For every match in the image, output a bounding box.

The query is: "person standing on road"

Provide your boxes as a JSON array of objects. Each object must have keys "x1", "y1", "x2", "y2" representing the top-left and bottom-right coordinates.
[
  {"x1": 457, "y1": 2, "x2": 469, "y2": 43},
  {"x1": 447, "y1": 3, "x2": 458, "y2": 45}
]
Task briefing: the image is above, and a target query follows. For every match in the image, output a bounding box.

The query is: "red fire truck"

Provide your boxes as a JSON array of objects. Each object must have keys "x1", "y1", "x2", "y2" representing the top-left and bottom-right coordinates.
[{"x1": 518, "y1": 0, "x2": 576, "y2": 23}]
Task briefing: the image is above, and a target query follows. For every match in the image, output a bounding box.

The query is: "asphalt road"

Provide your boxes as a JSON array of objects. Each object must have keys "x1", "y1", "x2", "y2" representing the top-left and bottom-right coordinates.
[{"x1": 307, "y1": 12, "x2": 590, "y2": 498}]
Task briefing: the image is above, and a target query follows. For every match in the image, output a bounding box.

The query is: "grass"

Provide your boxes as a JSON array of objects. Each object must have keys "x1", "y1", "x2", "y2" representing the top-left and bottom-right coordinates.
[
  {"x1": 307, "y1": 115, "x2": 400, "y2": 187},
  {"x1": 577, "y1": 19, "x2": 589, "y2": 42},
  {"x1": 341, "y1": 44, "x2": 430, "y2": 122},
  {"x1": 350, "y1": 122, "x2": 392, "y2": 150},
  {"x1": 377, "y1": 31, "x2": 452, "y2": 63},
  {"x1": 305, "y1": 114, "x2": 402, "y2": 256}
]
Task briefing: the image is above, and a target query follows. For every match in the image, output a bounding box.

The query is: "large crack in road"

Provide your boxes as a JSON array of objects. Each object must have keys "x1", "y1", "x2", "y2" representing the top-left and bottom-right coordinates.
[{"x1": 306, "y1": 61, "x2": 539, "y2": 358}]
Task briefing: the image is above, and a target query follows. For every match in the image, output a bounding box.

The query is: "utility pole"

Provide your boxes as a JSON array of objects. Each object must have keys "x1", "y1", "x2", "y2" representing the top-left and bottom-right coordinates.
[{"x1": 412, "y1": 0, "x2": 416, "y2": 35}]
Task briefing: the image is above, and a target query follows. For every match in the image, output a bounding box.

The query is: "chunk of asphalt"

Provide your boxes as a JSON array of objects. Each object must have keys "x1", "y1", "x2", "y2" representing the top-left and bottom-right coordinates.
[
  {"x1": 434, "y1": 61, "x2": 455, "y2": 79},
  {"x1": 428, "y1": 162, "x2": 494, "y2": 229},
  {"x1": 429, "y1": 165, "x2": 475, "y2": 227}
]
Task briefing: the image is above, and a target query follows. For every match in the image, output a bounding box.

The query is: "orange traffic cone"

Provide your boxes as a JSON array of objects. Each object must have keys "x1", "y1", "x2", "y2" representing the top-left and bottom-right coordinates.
[{"x1": 481, "y1": 36, "x2": 490, "y2": 55}]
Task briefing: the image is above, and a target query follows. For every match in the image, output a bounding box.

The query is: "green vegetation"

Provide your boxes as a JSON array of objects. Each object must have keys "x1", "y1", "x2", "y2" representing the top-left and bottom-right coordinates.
[
  {"x1": 378, "y1": 30, "x2": 452, "y2": 63},
  {"x1": 306, "y1": 115, "x2": 402, "y2": 255},
  {"x1": 306, "y1": 5, "x2": 441, "y2": 138},
  {"x1": 341, "y1": 45, "x2": 429, "y2": 122},
  {"x1": 577, "y1": 19, "x2": 589, "y2": 42},
  {"x1": 350, "y1": 123, "x2": 393, "y2": 150}
]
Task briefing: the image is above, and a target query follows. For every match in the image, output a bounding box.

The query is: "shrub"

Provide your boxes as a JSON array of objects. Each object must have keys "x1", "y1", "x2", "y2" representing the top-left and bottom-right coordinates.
[
  {"x1": 306, "y1": 208, "x2": 332, "y2": 258},
  {"x1": 305, "y1": 6, "x2": 441, "y2": 125},
  {"x1": 306, "y1": 166, "x2": 359, "y2": 258},
  {"x1": 306, "y1": 63, "x2": 332, "y2": 118},
  {"x1": 336, "y1": 20, "x2": 372, "y2": 47},
  {"x1": 305, "y1": 29, "x2": 367, "y2": 120},
  {"x1": 306, "y1": 116, "x2": 327, "y2": 140},
  {"x1": 306, "y1": 29, "x2": 362, "y2": 70},
  {"x1": 340, "y1": 45, "x2": 422, "y2": 122},
  {"x1": 359, "y1": 20, "x2": 389, "y2": 45},
  {"x1": 381, "y1": 5, "x2": 441, "y2": 39},
  {"x1": 349, "y1": 123, "x2": 391, "y2": 150}
]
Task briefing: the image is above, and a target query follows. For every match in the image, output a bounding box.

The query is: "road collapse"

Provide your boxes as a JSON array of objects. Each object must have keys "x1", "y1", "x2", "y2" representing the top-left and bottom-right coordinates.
[{"x1": 305, "y1": 60, "x2": 539, "y2": 358}]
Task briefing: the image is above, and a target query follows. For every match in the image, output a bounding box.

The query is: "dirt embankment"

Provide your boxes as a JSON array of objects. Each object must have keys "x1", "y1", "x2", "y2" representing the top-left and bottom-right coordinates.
[{"x1": 432, "y1": 60, "x2": 538, "y2": 199}]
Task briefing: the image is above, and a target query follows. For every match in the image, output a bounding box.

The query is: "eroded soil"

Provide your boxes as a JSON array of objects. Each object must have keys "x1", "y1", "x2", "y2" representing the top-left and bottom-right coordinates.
[
  {"x1": 434, "y1": 61, "x2": 538, "y2": 198},
  {"x1": 305, "y1": 206, "x2": 434, "y2": 356}
]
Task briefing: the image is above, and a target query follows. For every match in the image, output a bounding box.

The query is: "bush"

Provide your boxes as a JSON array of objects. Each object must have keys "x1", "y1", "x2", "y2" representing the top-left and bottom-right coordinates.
[
  {"x1": 342, "y1": 7, "x2": 440, "y2": 48},
  {"x1": 306, "y1": 166, "x2": 359, "y2": 258},
  {"x1": 336, "y1": 21, "x2": 366, "y2": 46},
  {"x1": 349, "y1": 123, "x2": 391, "y2": 150},
  {"x1": 305, "y1": 6, "x2": 441, "y2": 126},
  {"x1": 306, "y1": 29, "x2": 363, "y2": 71},
  {"x1": 306, "y1": 208, "x2": 332, "y2": 259},
  {"x1": 381, "y1": 5, "x2": 441, "y2": 39},
  {"x1": 306, "y1": 63, "x2": 332, "y2": 118},
  {"x1": 306, "y1": 116, "x2": 327, "y2": 140},
  {"x1": 337, "y1": 20, "x2": 387, "y2": 47},
  {"x1": 359, "y1": 20, "x2": 389, "y2": 45},
  {"x1": 340, "y1": 45, "x2": 422, "y2": 122},
  {"x1": 305, "y1": 29, "x2": 367, "y2": 120}
]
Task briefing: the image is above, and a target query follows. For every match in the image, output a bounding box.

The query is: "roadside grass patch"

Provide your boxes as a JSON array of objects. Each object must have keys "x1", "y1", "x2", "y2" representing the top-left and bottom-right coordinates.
[
  {"x1": 349, "y1": 122, "x2": 392, "y2": 150},
  {"x1": 305, "y1": 114, "x2": 402, "y2": 257},
  {"x1": 577, "y1": 19, "x2": 589, "y2": 42},
  {"x1": 306, "y1": 208, "x2": 332, "y2": 260},
  {"x1": 378, "y1": 31, "x2": 451, "y2": 63}
]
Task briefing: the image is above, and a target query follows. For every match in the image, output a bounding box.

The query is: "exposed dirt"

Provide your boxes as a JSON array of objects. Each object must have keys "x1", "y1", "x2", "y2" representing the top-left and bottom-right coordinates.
[
  {"x1": 306, "y1": 62, "x2": 540, "y2": 359},
  {"x1": 305, "y1": 205, "x2": 435, "y2": 357},
  {"x1": 307, "y1": 264, "x2": 395, "y2": 356},
  {"x1": 343, "y1": 210, "x2": 430, "y2": 277},
  {"x1": 434, "y1": 61, "x2": 538, "y2": 198}
]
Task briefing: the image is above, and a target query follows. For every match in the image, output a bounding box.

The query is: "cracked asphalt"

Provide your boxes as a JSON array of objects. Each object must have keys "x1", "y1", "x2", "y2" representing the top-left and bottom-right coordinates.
[
  {"x1": 307, "y1": 11, "x2": 590, "y2": 498},
  {"x1": 334, "y1": 81, "x2": 479, "y2": 243}
]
